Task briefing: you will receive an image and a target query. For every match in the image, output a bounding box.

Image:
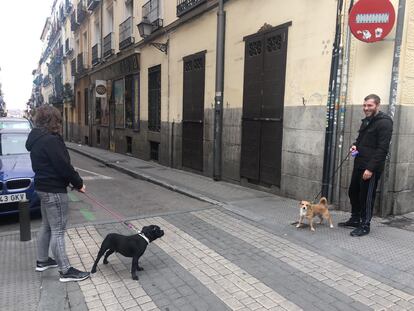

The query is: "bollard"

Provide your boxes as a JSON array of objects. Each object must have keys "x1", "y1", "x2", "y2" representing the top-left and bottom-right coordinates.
[{"x1": 18, "y1": 199, "x2": 31, "y2": 242}]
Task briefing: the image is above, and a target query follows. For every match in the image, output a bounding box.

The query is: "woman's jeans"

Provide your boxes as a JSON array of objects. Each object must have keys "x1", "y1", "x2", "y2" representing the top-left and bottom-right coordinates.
[{"x1": 37, "y1": 191, "x2": 71, "y2": 274}]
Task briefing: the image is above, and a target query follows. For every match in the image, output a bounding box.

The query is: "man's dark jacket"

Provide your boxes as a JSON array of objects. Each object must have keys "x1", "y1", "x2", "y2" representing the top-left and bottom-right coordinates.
[
  {"x1": 26, "y1": 128, "x2": 83, "y2": 193},
  {"x1": 353, "y1": 111, "x2": 393, "y2": 173}
]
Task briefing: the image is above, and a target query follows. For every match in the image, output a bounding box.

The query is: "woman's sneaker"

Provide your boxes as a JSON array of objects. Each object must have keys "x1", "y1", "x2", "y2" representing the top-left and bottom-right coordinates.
[
  {"x1": 36, "y1": 257, "x2": 58, "y2": 272},
  {"x1": 59, "y1": 267, "x2": 90, "y2": 282}
]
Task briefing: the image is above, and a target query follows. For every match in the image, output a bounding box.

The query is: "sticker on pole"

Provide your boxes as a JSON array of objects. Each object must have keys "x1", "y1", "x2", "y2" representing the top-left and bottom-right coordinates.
[{"x1": 349, "y1": 0, "x2": 396, "y2": 43}]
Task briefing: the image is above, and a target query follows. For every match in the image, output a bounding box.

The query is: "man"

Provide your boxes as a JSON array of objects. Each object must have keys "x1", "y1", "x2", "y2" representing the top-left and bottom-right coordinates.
[
  {"x1": 26, "y1": 105, "x2": 90, "y2": 282},
  {"x1": 338, "y1": 94, "x2": 393, "y2": 237}
]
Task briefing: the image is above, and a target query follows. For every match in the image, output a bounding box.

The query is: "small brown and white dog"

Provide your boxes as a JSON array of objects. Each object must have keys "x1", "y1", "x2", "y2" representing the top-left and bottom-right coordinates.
[{"x1": 296, "y1": 197, "x2": 334, "y2": 231}]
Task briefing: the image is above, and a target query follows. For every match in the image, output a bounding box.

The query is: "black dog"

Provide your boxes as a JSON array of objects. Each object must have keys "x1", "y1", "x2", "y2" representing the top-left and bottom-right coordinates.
[{"x1": 91, "y1": 225, "x2": 164, "y2": 280}]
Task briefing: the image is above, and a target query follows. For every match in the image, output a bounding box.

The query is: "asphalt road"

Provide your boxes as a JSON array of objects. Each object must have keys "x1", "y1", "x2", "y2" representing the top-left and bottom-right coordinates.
[{"x1": 0, "y1": 151, "x2": 212, "y2": 233}]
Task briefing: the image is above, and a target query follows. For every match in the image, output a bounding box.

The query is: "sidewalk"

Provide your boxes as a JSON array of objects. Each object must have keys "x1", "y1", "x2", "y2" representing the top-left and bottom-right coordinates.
[
  {"x1": 2, "y1": 142, "x2": 414, "y2": 311},
  {"x1": 66, "y1": 143, "x2": 414, "y2": 284}
]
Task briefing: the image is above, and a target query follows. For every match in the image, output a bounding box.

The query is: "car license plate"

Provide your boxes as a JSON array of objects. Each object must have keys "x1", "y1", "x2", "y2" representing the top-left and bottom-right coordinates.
[{"x1": 0, "y1": 193, "x2": 27, "y2": 204}]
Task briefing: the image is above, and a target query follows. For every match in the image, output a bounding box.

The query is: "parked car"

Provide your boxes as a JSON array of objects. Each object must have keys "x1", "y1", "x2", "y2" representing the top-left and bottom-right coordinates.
[
  {"x1": 0, "y1": 128, "x2": 40, "y2": 216},
  {"x1": 0, "y1": 117, "x2": 32, "y2": 130}
]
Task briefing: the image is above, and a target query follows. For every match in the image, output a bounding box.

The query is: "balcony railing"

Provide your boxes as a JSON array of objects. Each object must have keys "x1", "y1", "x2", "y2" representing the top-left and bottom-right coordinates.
[
  {"x1": 103, "y1": 32, "x2": 114, "y2": 58},
  {"x1": 92, "y1": 43, "x2": 100, "y2": 66},
  {"x1": 119, "y1": 16, "x2": 134, "y2": 50},
  {"x1": 177, "y1": 0, "x2": 206, "y2": 17},
  {"x1": 142, "y1": 0, "x2": 163, "y2": 30},
  {"x1": 87, "y1": 0, "x2": 100, "y2": 11},
  {"x1": 71, "y1": 58, "x2": 76, "y2": 76},
  {"x1": 77, "y1": 1, "x2": 87, "y2": 24},
  {"x1": 70, "y1": 11, "x2": 79, "y2": 31}
]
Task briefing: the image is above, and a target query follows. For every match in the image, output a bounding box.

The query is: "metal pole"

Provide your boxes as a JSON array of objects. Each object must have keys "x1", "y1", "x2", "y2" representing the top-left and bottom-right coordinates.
[
  {"x1": 322, "y1": 0, "x2": 343, "y2": 199},
  {"x1": 329, "y1": 45, "x2": 343, "y2": 201},
  {"x1": 19, "y1": 200, "x2": 31, "y2": 242},
  {"x1": 335, "y1": 0, "x2": 353, "y2": 205},
  {"x1": 380, "y1": 0, "x2": 406, "y2": 216},
  {"x1": 213, "y1": 0, "x2": 226, "y2": 181}
]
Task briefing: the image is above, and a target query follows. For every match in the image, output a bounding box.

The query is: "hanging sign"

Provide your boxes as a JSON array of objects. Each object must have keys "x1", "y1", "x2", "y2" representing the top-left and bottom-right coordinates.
[
  {"x1": 349, "y1": 0, "x2": 396, "y2": 43},
  {"x1": 95, "y1": 80, "x2": 107, "y2": 98}
]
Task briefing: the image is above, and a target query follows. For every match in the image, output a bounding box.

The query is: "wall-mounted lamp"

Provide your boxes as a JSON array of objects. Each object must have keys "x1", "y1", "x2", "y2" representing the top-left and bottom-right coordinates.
[{"x1": 137, "y1": 16, "x2": 168, "y2": 54}]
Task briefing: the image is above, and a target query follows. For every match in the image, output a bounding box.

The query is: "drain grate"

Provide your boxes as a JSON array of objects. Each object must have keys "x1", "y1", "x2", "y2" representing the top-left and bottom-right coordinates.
[{"x1": 135, "y1": 166, "x2": 154, "y2": 169}]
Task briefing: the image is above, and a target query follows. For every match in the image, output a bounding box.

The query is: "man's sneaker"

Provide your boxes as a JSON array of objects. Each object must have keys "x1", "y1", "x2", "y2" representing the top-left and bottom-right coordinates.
[
  {"x1": 59, "y1": 267, "x2": 90, "y2": 283},
  {"x1": 36, "y1": 257, "x2": 58, "y2": 272},
  {"x1": 350, "y1": 226, "x2": 370, "y2": 237},
  {"x1": 338, "y1": 219, "x2": 360, "y2": 228}
]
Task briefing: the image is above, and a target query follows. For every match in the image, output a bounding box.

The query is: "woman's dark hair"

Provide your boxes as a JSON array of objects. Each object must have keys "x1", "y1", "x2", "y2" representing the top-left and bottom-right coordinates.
[{"x1": 33, "y1": 105, "x2": 62, "y2": 133}]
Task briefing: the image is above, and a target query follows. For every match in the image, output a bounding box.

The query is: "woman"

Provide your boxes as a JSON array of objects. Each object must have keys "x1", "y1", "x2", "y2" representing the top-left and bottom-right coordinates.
[{"x1": 26, "y1": 105, "x2": 90, "y2": 282}]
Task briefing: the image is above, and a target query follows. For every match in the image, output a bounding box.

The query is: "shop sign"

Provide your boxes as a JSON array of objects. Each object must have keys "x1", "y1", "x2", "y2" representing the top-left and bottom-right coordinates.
[{"x1": 95, "y1": 80, "x2": 107, "y2": 98}]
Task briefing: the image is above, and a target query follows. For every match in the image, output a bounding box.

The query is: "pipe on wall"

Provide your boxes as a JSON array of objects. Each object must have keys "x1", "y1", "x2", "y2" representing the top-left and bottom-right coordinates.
[{"x1": 213, "y1": 0, "x2": 226, "y2": 181}]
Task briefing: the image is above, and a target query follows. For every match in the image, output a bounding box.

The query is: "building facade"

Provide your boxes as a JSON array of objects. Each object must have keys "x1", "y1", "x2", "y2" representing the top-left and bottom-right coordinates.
[{"x1": 33, "y1": 0, "x2": 414, "y2": 216}]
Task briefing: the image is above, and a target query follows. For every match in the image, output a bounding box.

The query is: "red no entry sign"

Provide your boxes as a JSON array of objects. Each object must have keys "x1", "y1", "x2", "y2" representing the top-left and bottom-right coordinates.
[{"x1": 349, "y1": 0, "x2": 396, "y2": 43}]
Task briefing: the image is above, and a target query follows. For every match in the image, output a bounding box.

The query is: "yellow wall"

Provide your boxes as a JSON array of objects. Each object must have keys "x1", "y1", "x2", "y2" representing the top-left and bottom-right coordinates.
[{"x1": 137, "y1": 0, "x2": 338, "y2": 123}]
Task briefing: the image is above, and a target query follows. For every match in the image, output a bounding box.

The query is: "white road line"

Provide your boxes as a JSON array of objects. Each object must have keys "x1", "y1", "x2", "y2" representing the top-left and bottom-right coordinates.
[
  {"x1": 74, "y1": 167, "x2": 113, "y2": 180},
  {"x1": 193, "y1": 209, "x2": 414, "y2": 311},
  {"x1": 81, "y1": 176, "x2": 112, "y2": 181},
  {"x1": 132, "y1": 217, "x2": 303, "y2": 311}
]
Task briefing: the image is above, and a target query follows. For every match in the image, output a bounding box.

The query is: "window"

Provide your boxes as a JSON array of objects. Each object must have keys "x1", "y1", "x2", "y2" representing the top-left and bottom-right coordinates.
[
  {"x1": 101, "y1": 97, "x2": 109, "y2": 126},
  {"x1": 0, "y1": 121, "x2": 31, "y2": 130},
  {"x1": 113, "y1": 79, "x2": 125, "y2": 128},
  {"x1": 125, "y1": 74, "x2": 139, "y2": 130},
  {"x1": 95, "y1": 97, "x2": 101, "y2": 125},
  {"x1": 0, "y1": 133, "x2": 29, "y2": 155},
  {"x1": 84, "y1": 88, "x2": 89, "y2": 125},
  {"x1": 148, "y1": 65, "x2": 161, "y2": 132},
  {"x1": 125, "y1": 75, "x2": 133, "y2": 129},
  {"x1": 125, "y1": 0, "x2": 133, "y2": 19},
  {"x1": 134, "y1": 75, "x2": 140, "y2": 130},
  {"x1": 77, "y1": 91, "x2": 81, "y2": 124}
]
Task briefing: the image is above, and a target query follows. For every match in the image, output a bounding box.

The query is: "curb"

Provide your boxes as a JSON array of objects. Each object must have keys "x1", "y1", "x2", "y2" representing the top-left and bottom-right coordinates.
[{"x1": 67, "y1": 145, "x2": 224, "y2": 208}]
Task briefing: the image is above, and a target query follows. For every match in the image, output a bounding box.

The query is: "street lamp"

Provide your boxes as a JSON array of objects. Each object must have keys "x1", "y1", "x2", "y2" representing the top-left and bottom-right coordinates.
[
  {"x1": 137, "y1": 16, "x2": 168, "y2": 54},
  {"x1": 137, "y1": 16, "x2": 153, "y2": 38}
]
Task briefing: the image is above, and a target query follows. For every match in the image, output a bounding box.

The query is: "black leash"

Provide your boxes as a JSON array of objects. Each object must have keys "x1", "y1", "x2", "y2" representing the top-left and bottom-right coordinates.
[{"x1": 312, "y1": 150, "x2": 351, "y2": 203}]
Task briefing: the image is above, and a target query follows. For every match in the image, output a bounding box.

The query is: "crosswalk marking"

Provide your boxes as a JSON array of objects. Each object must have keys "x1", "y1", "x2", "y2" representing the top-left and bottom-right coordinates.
[
  {"x1": 75, "y1": 167, "x2": 113, "y2": 180},
  {"x1": 132, "y1": 217, "x2": 303, "y2": 311},
  {"x1": 66, "y1": 226, "x2": 159, "y2": 311},
  {"x1": 193, "y1": 209, "x2": 414, "y2": 311}
]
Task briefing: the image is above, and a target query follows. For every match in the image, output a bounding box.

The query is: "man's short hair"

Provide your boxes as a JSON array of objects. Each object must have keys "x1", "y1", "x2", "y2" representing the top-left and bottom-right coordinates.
[{"x1": 364, "y1": 94, "x2": 381, "y2": 105}]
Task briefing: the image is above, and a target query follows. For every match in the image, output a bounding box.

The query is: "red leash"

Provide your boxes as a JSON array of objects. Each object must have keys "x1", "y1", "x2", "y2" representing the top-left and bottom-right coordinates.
[{"x1": 76, "y1": 189, "x2": 139, "y2": 232}]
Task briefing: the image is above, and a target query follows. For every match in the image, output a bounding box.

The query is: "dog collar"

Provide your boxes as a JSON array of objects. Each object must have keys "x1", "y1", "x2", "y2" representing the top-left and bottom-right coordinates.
[{"x1": 139, "y1": 233, "x2": 150, "y2": 244}]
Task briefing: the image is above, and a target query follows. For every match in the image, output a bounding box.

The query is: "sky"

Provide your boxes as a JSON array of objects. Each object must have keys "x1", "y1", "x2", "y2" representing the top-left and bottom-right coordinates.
[{"x1": 0, "y1": 0, "x2": 52, "y2": 111}]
